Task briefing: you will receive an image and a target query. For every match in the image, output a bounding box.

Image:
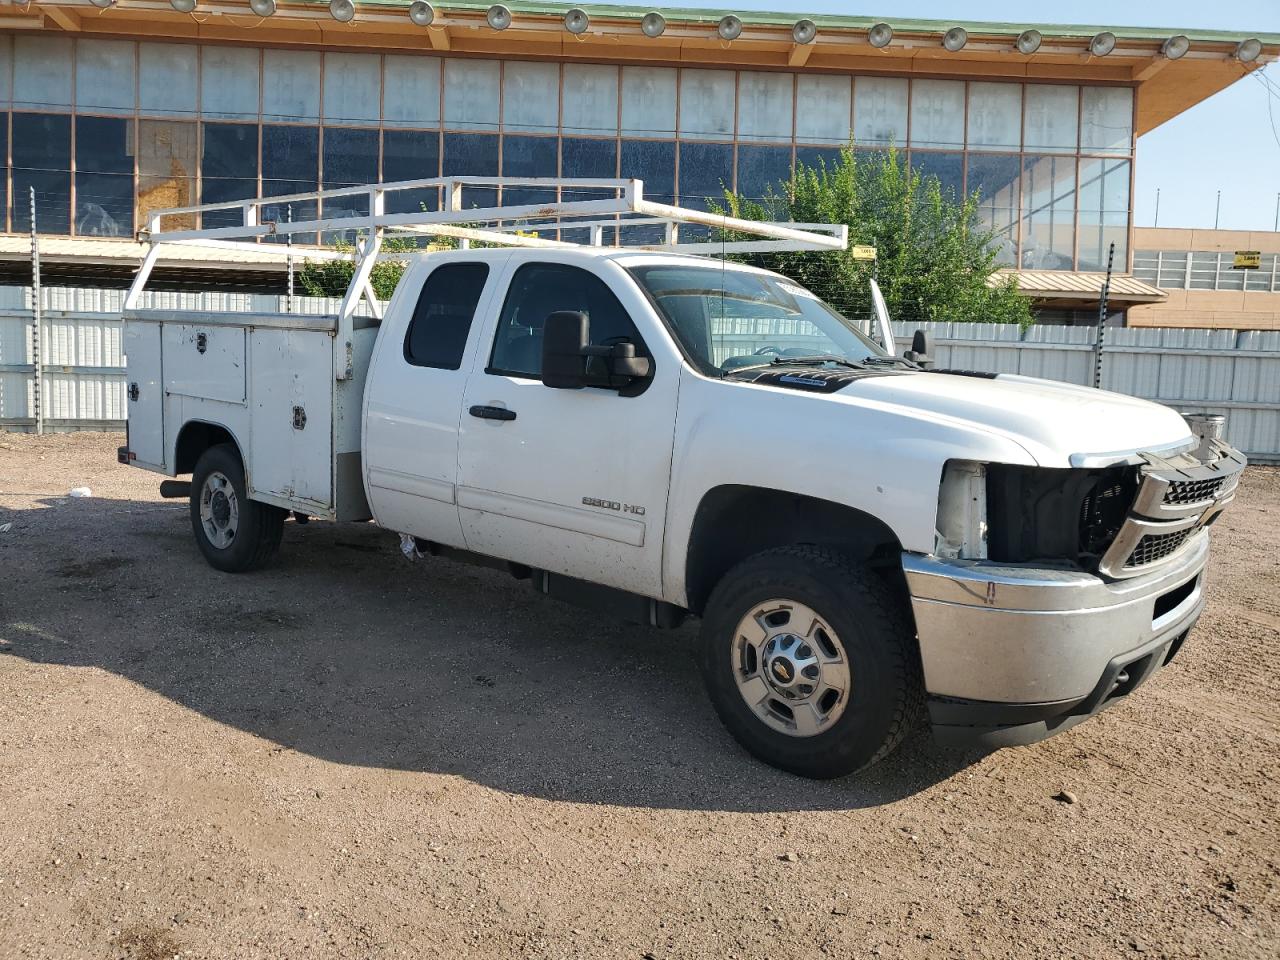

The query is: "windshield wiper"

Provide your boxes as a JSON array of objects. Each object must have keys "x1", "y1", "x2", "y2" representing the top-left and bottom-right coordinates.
[
  {"x1": 770, "y1": 355, "x2": 870, "y2": 370},
  {"x1": 861, "y1": 354, "x2": 920, "y2": 369}
]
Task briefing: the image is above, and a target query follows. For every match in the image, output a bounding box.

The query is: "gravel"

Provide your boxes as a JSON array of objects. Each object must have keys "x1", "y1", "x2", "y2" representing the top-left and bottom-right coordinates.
[{"x1": 1, "y1": 432, "x2": 1277, "y2": 959}]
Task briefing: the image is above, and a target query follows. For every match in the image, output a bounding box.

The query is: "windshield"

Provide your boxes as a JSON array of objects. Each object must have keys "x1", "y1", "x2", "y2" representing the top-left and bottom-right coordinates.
[{"x1": 627, "y1": 264, "x2": 888, "y2": 377}]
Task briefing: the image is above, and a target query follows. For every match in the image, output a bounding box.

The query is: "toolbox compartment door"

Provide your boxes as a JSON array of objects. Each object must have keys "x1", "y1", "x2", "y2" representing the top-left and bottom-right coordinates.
[{"x1": 123, "y1": 320, "x2": 165, "y2": 467}]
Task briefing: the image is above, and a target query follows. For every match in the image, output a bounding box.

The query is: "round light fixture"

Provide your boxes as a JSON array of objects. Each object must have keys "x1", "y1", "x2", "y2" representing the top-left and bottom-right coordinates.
[
  {"x1": 486, "y1": 4, "x2": 512, "y2": 30},
  {"x1": 1162, "y1": 35, "x2": 1190, "y2": 60},
  {"x1": 408, "y1": 0, "x2": 434, "y2": 26},
  {"x1": 89, "y1": 0, "x2": 116, "y2": 7},
  {"x1": 1090, "y1": 32, "x2": 1117, "y2": 57},
  {"x1": 170, "y1": 0, "x2": 197, "y2": 11},
  {"x1": 249, "y1": 0, "x2": 276, "y2": 16},
  {"x1": 1235, "y1": 38, "x2": 1263, "y2": 62},
  {"x1": 717, "y1": 15, "x2": 742, "y2": 42},
  {"x1": 565, "y1": 8, "x2": 589, "y2": 35},
  {"x1": 942, "y1": 26, "x2": 968, "y2": 52},
  {"x1": 330, "y1": 0, "x2": 355, "y2": 23},
  {"x1": 641, "y1": 12, "x2": 666, "y2": 38},
  {"x1": 868, "y1": 22, "x2": 893, "y2": 49},
  {"x1": 792, "y1": 19, "x2": 817, "y2": 45},
  {"x1": 1016, "y1": 29, "x2": 1042, "y2": 55}
]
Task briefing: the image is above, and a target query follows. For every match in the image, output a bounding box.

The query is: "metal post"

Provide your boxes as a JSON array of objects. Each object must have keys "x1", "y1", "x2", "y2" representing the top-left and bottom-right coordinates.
[
  {"x1": 1093, "y1": 241, "x2": 1116, "y2": 390},
  {"x1": 1153, "y1": 188, "x2": 1160, "y2": 228},
  {"x1": 1214, "y1": 190, "x2": 1221, "y2": 230},
  {"x1": 285, "y1": 203, "x2": 295, "y2": 313},
  {"x1": 29, "y1": 186, "x2": 44, "y2": 436},
  {"x1": 1274, "y1": 192, "x2": 1279, "y2": 232}
]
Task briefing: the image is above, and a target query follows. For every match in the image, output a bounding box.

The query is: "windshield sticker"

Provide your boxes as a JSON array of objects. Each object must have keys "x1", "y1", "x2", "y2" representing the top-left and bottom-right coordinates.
[{"x1": 776, "y1": 281, "x2": 818, "y2": 300}]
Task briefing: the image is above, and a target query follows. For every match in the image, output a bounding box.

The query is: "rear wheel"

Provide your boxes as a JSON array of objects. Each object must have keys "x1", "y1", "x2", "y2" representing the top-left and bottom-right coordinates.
[
  {"x1": 189, "y1": 443, "x2": 285, "y2": 573},
  {"x1": 699, "y1": 545, "x2": 922, "y2": 778}
]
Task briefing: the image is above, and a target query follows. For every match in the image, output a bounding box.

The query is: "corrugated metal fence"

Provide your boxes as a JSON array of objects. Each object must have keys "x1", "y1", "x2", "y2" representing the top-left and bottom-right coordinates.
[{"x1": 2, "y1": 286, "x2": 1278, "y2": 464}]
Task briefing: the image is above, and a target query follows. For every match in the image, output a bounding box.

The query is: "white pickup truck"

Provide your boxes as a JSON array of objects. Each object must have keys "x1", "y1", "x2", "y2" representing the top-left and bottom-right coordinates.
[{"x1": 119, "y1": 179, "x2": 1245, "y2": 778}]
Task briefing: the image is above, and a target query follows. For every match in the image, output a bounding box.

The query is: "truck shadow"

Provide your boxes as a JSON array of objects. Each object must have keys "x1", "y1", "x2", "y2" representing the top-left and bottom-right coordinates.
[{"x1": 1, "y1": 496, "x2": 987, "y2": 813}]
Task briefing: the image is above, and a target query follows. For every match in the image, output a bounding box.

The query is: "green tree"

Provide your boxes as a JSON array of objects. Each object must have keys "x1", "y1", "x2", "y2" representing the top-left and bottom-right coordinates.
[
  {"x1": 297, "y1": 235, "x2": 420, "y2": 301},
  {"x1": 713, "y1": 146, "x2": 1033, "y2": 327}
]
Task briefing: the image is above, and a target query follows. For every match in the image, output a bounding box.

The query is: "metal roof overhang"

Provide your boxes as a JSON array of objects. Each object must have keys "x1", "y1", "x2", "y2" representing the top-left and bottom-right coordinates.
[
  {"x1": 20, "y1": 2, "x2": 1280, "y2": 136},
  {"x1": 999, "y1": 269, "x2": 1167, "y2": 308}
]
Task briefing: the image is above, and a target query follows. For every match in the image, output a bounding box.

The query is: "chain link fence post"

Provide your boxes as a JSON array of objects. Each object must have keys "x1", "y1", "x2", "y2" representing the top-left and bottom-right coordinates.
[
  {"x1": 29, "y1": 186, "x2": 44, "y2": 436},
  {"x1": 1092, "y1": 241, "x2": 1116, "y2": 390}
]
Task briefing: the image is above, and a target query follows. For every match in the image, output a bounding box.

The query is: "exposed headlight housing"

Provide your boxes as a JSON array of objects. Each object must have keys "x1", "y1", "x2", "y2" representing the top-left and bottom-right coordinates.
[{"x1": 935, "y1": 461, "x2": 988, "y2": 560}]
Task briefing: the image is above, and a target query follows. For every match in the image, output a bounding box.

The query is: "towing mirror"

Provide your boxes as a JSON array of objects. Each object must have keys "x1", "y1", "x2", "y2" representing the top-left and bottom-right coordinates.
[{"x1": 541, "y1": 311, "x2": 652, "y2": 390}]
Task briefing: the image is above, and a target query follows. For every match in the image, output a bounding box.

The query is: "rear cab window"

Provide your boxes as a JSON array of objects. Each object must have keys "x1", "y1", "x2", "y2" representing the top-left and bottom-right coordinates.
[{"x1": 403, "y1": 262, "x2": 491, "y2": 370}]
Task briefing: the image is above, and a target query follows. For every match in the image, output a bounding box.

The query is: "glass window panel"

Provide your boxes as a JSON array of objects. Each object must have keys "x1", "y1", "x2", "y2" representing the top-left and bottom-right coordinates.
[
  {"x1": 910, "y1": 79, "x2": 964, "y2": 150},
  {"x1": 405, "y1": 263, "x2": 490, "y2": 370},
  {"x1": 201, "y1": 46, "x2": 260, "y2": 121},
  {"x1": 1080, "y1": 87, "x2": 1133, "y2": 155},
  {"x1": 1244, "y1": 256, "x2": 1275, "y2": 291},
  {"x1": 853, "y1": 76, "x2": 907, "y2": 147},
  {"x1": 620, "y1": 139, "x2": 675, "y2": 203},
  {"x1": 503, "y1": 61, "x2": 559, "y2": 134},
  {"x1": 383, "y1": 55, "x2": 440, "y2": 129},
  {"x1": 138, "y1": 119, "x2": 197, "y2": 231},
  {"x1": 1156, "y1": 252, "x2": 1187, "y2": 289},
  {"x1": 322, "y1": 127, "x2": 379, "y2": 230},
  {"x1": 678, "y1": 69, "x2": 734, "y2": 141},
  {"x1": 13, "y1": 114, "x2": 71, "y2": 233},
  {"x1": 910, "y1": 151, "x2": 964, "y2": 201},
  {"x1": 74, "y1": 116, "x2": 133, "y2": 237},
  {"x1": 621, "y1": 66, "x2": 676, "y2": 137},
  {"x1": 382, "y1": 129, "x2": 441, "y2": 214},
  {"x1": 1024, "y1": 84, "x2": 1077, "y2": 154},
  {"x1": 0, "y1": 121, "x2": 6, "y2": 231},
  {"x1": 795, "y1": 145, "x2": 844, "y2": 174},
  {"x1": 323, "y1": 53, "x2": 380, "y2": 126},
  {"x1": 1188, "y1": 252, "x2": 1217, "y2": 290},
  {"x1": 1020, "y1": 154, "x2": 1076, "y2": 271},
  {"x1": 678, "y1": 141, "x2": 733, "y2": 209},
  {"x1": 139, "y1": 43, "x2": 197, "y2": 119},
  {"x1": 563, "y1": 64, "x2": 618, "y2": 136},
  {"x1": 1077, "y1": 158, "x2": 1130, "y2": 272},
  {"x1": 967, "y1": 154, "x2": 1021, "y2": 266},
  {"x1": 796, "y1": 75, "x2": 851, "y2": 145},
  {"x1": 443, "y1": 132, "x2": 499, "y2": 208},
  {"x1": 0, "y1": 35, "x2": 12, "y2": 106},
  {"x1": 738, "y1": 72, "x2": 792, "y2": 143},
  {"x1": 262, "y1": 124, "x2": 319, "y2": 232},
  {"x1": 735, "y1": 145, "x2": 791, "y2": 201},
  {"x1": 263, "y1": 50, "x2": 320, "y2": 123},
  {"x1": 200, "y1": 123, "x2": 259, "y2": 228},
  {"x1": 501, "y1": 135, "x2": 558, "y2": 207},
  {"x1": 562, "y1": 137, "x2": 617, "y2": 202},
  {"x1": 967, "y1": 82, "x2": 1021, "y2": 152},
  {"x1": 76, "y1": 39, "x2": 135, "y2": 114},
  {"x1": 443, "y1": 60, "x2": 500, "y2": 132},
  {"x1": 1217, "y1": 254, "x2": 1246, "y2": 290},
  {"x1": 14, "y1": 36, "x2": 73, "y2": 111}
]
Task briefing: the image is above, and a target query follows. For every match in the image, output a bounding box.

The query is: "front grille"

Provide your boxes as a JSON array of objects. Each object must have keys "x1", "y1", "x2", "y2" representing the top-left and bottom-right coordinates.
[
  {"x1": 1079, "y1": 474, "x2": 1134, "y2": 557},
  {"x1": 1164, "y1": 476, "x2": 1225, "y2": 506},
  {"x1": 1126, "y1": 529, "x2": 1193, "y2": 568}
]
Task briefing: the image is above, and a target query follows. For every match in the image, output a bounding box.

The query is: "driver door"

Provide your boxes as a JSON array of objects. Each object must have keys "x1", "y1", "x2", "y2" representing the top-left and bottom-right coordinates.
[{"x1": 456, "y1": 258, "x2": 678, "y2": 598}]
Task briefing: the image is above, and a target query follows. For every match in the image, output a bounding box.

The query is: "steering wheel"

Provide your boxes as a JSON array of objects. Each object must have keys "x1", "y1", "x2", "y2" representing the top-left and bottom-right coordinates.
[{"x1": 752, "y1": 346, "x2": 781, "y2": 356}]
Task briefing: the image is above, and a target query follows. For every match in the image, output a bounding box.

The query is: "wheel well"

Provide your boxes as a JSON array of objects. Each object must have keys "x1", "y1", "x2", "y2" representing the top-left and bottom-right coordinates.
[
  {"x1": 684, "y1": 485, "x2": 904, "y2": 615},
  {"x1": 174, "y1": 421, "x2": 239, "y2": 475}
]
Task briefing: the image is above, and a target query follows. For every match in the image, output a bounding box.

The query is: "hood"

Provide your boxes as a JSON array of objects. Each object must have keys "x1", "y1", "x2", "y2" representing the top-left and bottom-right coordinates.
[{"x1": 846, "y1": 371, "x2": 1193, "y2": 468}]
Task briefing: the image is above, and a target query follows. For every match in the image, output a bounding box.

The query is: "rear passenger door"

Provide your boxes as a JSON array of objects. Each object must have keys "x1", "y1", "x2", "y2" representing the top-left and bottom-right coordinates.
[{"x1": 363, "y1": 256, "x2": 502, "y2": 547}]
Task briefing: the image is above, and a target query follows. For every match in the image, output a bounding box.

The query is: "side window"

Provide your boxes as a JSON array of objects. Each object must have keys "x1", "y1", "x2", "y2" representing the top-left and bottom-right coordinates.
[
  {"x1": 489, "y1": 262, "x2": 646, "y2": 378},
  {"x1": 403, "y1": 262, "x2": 490, "y2": 370}
]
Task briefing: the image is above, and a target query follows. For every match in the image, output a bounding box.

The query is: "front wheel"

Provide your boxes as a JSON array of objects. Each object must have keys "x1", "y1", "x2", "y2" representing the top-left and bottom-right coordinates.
[
  {"x1": 699, "y1": 546, "x2": 922, "y2": 778},
  {"x1": 189, "y1": 443, "x2": 285, "y2": 573}
]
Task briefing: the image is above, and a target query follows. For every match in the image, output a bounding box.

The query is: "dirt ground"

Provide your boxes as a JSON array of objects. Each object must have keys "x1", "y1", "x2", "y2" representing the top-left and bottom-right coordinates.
[{"x1": 0, "y1": 432, "x2": 1276, "y2": 960}]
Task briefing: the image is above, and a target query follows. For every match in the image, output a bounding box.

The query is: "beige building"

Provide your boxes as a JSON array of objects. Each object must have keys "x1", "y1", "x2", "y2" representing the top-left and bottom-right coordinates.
[{"x1": 1128, "y1": 228, "x2": 1280, "y2": 330}]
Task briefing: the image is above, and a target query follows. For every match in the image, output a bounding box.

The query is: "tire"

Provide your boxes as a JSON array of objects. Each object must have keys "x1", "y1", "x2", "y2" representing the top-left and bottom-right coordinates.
[
  {"x1": 189, "y1": 443, "x2": 285, "y2": 573},
  {"x1": 699, "y1": 545, "x2": 922, "y2": 779}
]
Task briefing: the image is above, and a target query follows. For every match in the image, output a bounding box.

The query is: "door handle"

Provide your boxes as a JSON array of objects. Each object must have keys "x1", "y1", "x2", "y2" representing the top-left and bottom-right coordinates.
[{"x1": 469, "y1": 404, "x2": 517, "y2": 422}]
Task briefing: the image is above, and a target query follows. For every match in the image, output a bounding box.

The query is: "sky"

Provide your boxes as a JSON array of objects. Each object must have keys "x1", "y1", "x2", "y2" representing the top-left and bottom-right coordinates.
[{"x1": 594, "y1": 0, "x2": 1280, "y2": 231}]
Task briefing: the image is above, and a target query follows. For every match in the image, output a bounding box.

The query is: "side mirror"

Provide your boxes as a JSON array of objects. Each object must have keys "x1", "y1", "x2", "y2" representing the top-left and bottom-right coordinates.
[
  {"x1": 541, "y1": 311, "x2": 589, "y2": 389},
  {"x1": 904, "y1": 329, "x2": 935, "y2": 369},
  {"x1": 541, "y1": 311, "x2": 653, "y2": 390}
]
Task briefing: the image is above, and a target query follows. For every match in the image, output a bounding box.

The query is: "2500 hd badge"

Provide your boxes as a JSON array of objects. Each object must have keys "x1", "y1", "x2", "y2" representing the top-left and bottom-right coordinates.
[{"x1": 583, "y1": 497, "x2": 646, "y2": 516}]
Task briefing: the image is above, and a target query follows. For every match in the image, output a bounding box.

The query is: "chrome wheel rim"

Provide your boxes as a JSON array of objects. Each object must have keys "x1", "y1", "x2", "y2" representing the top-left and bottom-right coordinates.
[
  {"x1": 199, "y1": 471, "x2": 239, "y2": 550},
  {"x1": 731, "y1": 599, "x2": 851, "y2": 737}
]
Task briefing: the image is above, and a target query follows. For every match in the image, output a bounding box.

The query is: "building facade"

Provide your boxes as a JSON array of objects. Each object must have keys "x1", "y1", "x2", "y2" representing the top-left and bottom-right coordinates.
[{"x1": 0, "y1": 3, "x2": 1276, "y2": 305}]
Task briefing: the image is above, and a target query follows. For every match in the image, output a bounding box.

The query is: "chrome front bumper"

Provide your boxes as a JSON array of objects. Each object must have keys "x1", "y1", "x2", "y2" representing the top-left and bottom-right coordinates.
[{"x1": 902, "y1": 532, "x2": 1209, "y2": 748}]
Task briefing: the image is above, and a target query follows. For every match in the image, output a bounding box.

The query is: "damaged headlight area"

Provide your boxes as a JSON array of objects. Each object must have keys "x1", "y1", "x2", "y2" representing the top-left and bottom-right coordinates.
[{"x1": 935, "y1": 460, "x2": 1141, "y2": 569}]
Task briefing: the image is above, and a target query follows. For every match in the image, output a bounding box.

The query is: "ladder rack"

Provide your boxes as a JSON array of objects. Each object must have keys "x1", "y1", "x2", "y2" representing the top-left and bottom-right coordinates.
[{"x1": 124, "y1": 176, "x2": 849, "y2": 380}]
